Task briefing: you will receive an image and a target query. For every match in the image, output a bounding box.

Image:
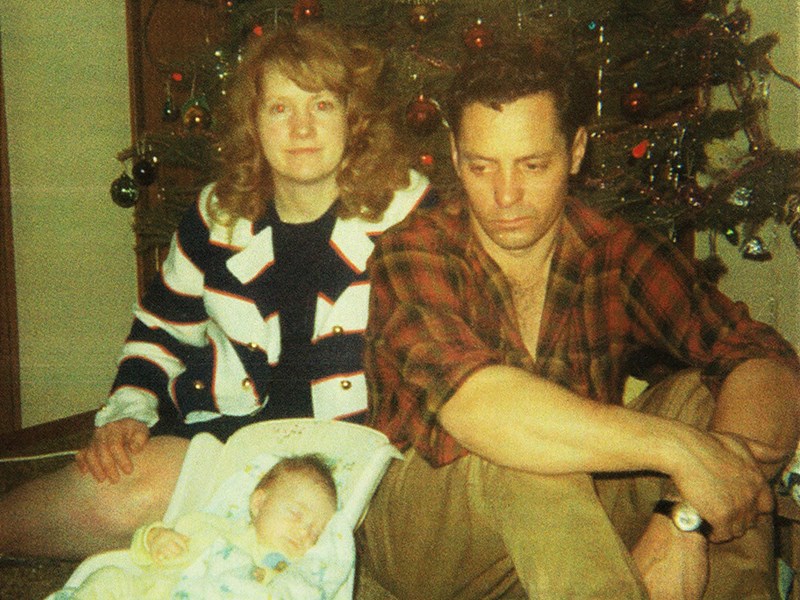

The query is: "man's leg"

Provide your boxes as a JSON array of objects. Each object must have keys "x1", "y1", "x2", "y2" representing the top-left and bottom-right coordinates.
[
  {"x1": 600, "y1": 370, "x2": 778, "y2": 600},
  {"x1": 0, "y1": 435, "x2": 189, "y2": 559},
  {"x1": 358, "y1": 449, "x2": 522, "y2": 600},
  {"x1": 481, "y1": 460, "x2": 647, "y2": 599},
  {"x1": 359, "y1": 448, "x2": 647, "y2": 600}
]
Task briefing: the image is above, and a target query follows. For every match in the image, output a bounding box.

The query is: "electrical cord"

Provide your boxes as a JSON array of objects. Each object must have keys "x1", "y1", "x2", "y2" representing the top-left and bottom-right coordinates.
[{"x1": 0, "y1": 450, "x2": 78, "y2": 463}]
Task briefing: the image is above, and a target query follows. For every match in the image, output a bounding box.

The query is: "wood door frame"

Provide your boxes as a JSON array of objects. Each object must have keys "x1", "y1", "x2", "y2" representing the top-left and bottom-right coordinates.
[
  {"x1": 125, "y1": 0, "x2": 227, "y2": 293},
  {"x1": 0, "y1": 35, "x2": 22, "y2": 434}
]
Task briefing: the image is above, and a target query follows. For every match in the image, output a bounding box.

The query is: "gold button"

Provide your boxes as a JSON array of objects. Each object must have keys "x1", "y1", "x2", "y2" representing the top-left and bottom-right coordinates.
[
  {"x1": 340, "y1": 380, "x2": 352, "y2": 390},
  {"x1": 242, "y1": 378, "x2": 253, "y2": 389},
  {"x1": 332, "y1": 325, "x2": 344, "y2": 335},
  {"x1": 193, "y1": 380, "x2": 205, "y2": 390},
  {"x1": 247, "y1": 342, "x2": 259, "y2": 351}
]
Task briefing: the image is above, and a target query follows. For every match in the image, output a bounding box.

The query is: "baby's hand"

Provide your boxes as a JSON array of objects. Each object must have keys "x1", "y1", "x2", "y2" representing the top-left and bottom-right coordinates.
[{"x1": 147, "y1": 526, "x2": 190, "y2": 564}]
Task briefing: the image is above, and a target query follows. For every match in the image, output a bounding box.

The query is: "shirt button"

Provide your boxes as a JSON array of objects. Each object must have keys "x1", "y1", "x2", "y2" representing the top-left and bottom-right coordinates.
[
  {"x1": 332, "y1": 325, "x2": 344, "y2": 335},
  {"x1": 193, "y1": 380, "x2": 205, "y2": 390},
  {"x1": 340, "y1": 380, "x2": 352, "y2": 390}
]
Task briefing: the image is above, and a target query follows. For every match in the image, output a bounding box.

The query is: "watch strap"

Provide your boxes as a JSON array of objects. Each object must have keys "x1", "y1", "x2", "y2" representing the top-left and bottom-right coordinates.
[{"x1": 653, "y1": 499, "x2": 712, "y2": 536}]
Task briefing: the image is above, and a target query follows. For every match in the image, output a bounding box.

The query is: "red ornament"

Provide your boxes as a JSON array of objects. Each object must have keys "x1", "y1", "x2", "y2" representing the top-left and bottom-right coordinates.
[
  {"x1": 182, "y1": 98, "x2": 213, "y2": 131},
  {"x1": 419, "y1": 153, "x2": 435, "y2": 167},
  {"x1": 405, "y1": 95, "x2": 440, "y2": 136},
  {"x1": 620, "y1": 84, "x2": 649, "y2": 120},
  {"x1": 293, "y1": 0, "x2": 322, "y2": 22},
  {"x1": 170, "y1": 72, "x2": 183, "y2": 83},
  {"x1": 252, "y1": 24, "x2": 264, "y2": 37},
  {"x1": 630, "y1": 139, "x2": 650, "y2": 159},
  {"x1": 463, "y1": 19, "x2": 493, "y2": 51},
  {"x1": 529, "y1": 36, "x2": 547, "y2": 56}
]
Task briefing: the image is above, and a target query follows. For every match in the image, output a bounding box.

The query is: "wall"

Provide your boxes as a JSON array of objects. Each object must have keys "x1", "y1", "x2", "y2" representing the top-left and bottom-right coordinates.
[
  {"x1": 696, "y1": 0, "x2": 800, "y2": 352},
  {"x1": 0, "y1": 1, "x2": 137, "y2": 427}
]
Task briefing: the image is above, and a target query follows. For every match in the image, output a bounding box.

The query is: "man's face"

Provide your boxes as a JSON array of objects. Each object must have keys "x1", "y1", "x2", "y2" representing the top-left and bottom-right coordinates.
[
  {"x1": 256, "y1": 67, "x2": 347, "y2": 198},
  {"x1": 250, "y1": 470, "x2": 337, "y2": 559},
  {"x1": 451, "y1": 92, "x2": 587, "y2": 260}
]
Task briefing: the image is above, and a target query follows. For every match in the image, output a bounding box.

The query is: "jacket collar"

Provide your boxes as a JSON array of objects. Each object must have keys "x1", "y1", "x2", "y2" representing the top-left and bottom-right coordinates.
[{"x1": 224, "y1": 170, "x2": 430, "y2": 285}]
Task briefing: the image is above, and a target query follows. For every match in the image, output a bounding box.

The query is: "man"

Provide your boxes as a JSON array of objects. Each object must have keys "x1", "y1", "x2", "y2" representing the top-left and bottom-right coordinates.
[{"x1": 358, "y1": 43, "x2": 800, "y2": 599}]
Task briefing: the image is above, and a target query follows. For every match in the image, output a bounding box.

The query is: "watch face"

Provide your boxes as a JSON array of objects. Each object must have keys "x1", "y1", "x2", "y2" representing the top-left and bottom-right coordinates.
[{"x1": 673, "y1": 505, "x2": 703, "y2": 532}]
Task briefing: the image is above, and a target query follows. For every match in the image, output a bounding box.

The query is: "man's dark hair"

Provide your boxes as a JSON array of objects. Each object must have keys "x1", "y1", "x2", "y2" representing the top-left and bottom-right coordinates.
[{"x1": 445, "y1": 42, "x2": 595, "y2": 145}]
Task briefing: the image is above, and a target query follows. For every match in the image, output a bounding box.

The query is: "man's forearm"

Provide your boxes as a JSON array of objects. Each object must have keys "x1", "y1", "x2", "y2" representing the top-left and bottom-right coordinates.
[
  {"x1": 438, "y1": 364, "x2": 697, "y2": 476},
  {"x1": 439, "y1": 363, "x2": 776, "y2": 540}
]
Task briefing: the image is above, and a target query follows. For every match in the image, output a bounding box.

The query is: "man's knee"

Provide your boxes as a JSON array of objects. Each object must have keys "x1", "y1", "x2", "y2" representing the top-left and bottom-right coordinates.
[{"x1": 630, "y1": 369, "x2": 714, "y2": 428}]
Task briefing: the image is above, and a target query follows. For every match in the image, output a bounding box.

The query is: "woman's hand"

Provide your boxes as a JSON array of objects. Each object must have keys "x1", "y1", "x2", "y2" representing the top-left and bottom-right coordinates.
[{"x1": 75, "y1": 418, "x2": 150, "y2": 483}]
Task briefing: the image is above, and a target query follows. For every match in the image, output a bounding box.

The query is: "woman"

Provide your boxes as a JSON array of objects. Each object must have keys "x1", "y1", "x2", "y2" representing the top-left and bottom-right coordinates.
[{"x1": 0, "y1": 23, "x2": 431, "y2": 559}]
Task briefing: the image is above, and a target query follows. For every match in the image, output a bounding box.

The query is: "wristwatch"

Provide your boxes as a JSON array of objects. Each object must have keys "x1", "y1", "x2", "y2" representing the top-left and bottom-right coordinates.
[{"x1": 653, "y1": 499, "x2": 712, "y2": 536}]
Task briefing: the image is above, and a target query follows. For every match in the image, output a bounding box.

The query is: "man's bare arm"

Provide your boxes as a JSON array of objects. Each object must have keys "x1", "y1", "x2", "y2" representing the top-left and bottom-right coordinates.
[{"x1": 438, "y1": 364, "x2": 771, "y2": 538}]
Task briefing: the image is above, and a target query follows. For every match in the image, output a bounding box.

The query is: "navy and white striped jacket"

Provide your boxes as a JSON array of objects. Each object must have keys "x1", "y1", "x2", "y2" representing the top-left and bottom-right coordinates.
[{"x1": 97, "y1": 170, "x2": 432, "y2": 429}]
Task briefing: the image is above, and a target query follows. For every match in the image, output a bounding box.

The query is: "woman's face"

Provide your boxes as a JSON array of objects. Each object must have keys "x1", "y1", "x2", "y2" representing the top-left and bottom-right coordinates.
[{"x1": 256, "y1": 67, "x2": 347, "y2": 198}]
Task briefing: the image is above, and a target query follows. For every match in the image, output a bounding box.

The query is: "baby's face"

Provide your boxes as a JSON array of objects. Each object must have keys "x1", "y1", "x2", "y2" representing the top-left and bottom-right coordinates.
[{"x1": 250, "y1": 470, "x2": 336, "y2": 559}]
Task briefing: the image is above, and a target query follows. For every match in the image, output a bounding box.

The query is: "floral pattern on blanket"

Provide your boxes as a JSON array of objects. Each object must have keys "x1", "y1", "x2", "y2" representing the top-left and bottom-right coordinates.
[{"x1": 170, "y1": 537, "x2": 281, "y2": 599}]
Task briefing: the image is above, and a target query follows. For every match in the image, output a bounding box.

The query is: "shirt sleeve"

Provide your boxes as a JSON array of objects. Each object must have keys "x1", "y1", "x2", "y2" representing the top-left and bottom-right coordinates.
[
  {"x1": 617, "y1": 228, "x2": 799, "y2": 396},
  {"x1": 364, "y1": 221, "x2": 511, "y2": 466},
  {"x1": 129, "y1": 520, "x2": 164, "y2": 566},
  {"x1": 99, "y1": 197, "x2": 214, "y2": 429}
]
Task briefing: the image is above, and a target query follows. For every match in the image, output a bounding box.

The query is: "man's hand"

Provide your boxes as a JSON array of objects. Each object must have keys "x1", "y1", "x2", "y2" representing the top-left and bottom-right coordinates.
[
  {"x1": 146, "y1": 526, "x2": 190, "y2": 564},
  {"x1": 632, "y1": 513, "x2": 708, "y2": 600},
  {"x1": 715, "y1": 431, "x2": 791, "y2": 480},
  {"x1": 670, "y1": 430, "x2": 776, "y2": 543},
  {"x1": 75, "y1": 418, "x2": 150, "y2": 484}
]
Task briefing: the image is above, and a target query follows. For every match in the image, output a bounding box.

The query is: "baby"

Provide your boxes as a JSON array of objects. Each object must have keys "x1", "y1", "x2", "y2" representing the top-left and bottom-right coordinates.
[{"x1": 70, "y1": 453, "x2": 338, "y2": 599}]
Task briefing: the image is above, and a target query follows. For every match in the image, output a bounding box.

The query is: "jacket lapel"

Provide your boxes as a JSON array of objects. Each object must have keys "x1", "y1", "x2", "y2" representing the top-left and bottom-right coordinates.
[{"x1": 225, "y1": 226, "x2": 275, "y2": 285}]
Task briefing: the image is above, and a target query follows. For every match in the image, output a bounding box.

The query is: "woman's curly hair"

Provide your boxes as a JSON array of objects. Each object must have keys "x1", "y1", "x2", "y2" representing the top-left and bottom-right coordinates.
[{"x1": 212, "y1": 23, "x2": 411, "y2": 225}]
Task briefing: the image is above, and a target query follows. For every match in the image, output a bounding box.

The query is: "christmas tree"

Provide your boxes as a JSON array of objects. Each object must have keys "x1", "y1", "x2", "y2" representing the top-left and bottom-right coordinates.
[{"x1": 112, "y1": 0, "x2": 800, "y2": 274}]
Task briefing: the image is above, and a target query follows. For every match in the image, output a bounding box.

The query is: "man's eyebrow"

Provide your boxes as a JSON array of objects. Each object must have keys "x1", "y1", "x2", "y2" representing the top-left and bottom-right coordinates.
[
  {"x1": 460, "y1": 152, "x2": 495, "y2": 162},
  {"x1": 460, "y1": 151, "x2": 552, "y2": 162}
]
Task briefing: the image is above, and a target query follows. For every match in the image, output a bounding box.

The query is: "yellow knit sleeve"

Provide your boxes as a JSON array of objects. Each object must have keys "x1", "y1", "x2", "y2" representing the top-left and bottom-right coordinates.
[{"x1": 129, "y1": 521, "x2": 165, "y2": 566}]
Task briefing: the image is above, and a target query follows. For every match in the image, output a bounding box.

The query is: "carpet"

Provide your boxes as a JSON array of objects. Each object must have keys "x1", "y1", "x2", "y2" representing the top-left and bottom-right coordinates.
[{"x1": 0, "y1": 429, "x2": 89, "y2": 600}]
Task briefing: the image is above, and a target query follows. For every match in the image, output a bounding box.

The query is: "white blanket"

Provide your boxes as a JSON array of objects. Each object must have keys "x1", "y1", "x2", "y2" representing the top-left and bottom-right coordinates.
[{"x1": 49, "y1": 419, "x2": 401, "y2": 600}]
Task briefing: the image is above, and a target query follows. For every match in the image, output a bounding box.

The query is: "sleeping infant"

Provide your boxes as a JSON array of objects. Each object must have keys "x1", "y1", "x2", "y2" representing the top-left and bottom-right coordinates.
[{"x1": 70, "y1": 453, "x2": 337, "y2": 599}]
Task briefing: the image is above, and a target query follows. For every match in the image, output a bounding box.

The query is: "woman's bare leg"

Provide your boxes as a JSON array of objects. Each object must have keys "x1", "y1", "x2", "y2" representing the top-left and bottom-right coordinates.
[{"x1": 0, "y1": 435, "x2": 189, "y2": 559}]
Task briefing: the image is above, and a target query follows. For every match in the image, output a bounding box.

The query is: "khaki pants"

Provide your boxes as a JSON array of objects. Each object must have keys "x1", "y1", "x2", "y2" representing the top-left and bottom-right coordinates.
[{"x1": 358, "y1": 370, "x2": 777, "y2": 599}]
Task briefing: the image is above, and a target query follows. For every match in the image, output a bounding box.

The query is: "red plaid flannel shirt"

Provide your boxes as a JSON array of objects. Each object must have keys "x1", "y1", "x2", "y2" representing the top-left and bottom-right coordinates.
[{"x1": 364, "y1": 197, "x2": 800, "y2": 467}]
